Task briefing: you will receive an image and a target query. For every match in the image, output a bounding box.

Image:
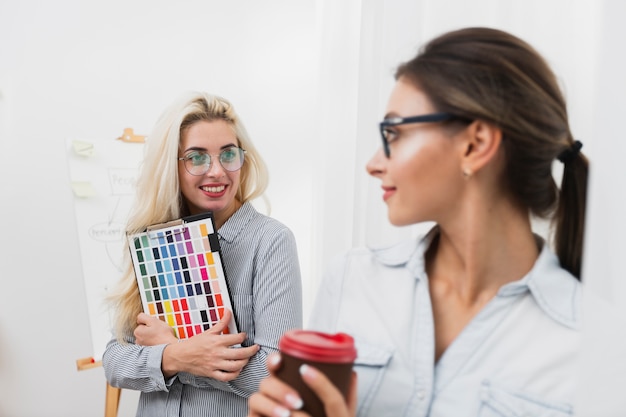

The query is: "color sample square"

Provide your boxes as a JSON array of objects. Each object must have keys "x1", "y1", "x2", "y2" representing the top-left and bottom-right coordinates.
[{"x1": 128, "y1": 212, "x2": 238, "y2": 339}]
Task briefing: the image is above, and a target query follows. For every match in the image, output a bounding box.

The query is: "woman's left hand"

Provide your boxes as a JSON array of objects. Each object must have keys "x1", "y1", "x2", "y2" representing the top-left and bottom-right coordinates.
[{"x1": 134, "y1": 312, "x2": 178, "y2": 346}]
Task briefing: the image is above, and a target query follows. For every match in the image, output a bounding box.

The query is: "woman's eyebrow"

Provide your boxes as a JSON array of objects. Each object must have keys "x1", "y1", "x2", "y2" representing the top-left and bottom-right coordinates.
[
  {"x1": 383, "y1": 112, "x2": 403, "y2": 121},
  {"x1": 182, "y1": 146, "x2": 207, "y2": 152},
  {"x1": 182, "y1": 143, "x2": 238, "y2": 153}
]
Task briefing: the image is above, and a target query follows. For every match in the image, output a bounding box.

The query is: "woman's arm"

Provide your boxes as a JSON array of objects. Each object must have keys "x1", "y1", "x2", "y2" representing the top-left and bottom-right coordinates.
[
  {"x1": 212, "y1": 226, "x2": 303, "y2": 396},
  {"x1": 102, "y1": 335, "x2": 172, "y2": 392},
  {"x1": 104, "y1": 309, "x2": 259, "y2": 391},
  {"x1": 135, "y1": 310, "x2": 259, "y2": 380}
]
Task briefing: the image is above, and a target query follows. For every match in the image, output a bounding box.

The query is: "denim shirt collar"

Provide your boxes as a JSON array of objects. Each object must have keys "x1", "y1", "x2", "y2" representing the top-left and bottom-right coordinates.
[
  {"x1": 501, "y1": 242, "x2": 580, "y2": 329},
  {"x1": 217, "y1": 202, "x2": 255, "y2": 243},
  {"x1": 371, "y1": 227, "x2": 580, "y2": 330},
  {"x1": 370, "y1": 226, "x2": 438, "y2": 276}
]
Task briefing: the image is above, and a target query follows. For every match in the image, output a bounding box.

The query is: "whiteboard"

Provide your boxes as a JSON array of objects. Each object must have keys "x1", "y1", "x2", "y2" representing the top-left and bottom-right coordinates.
[{"x1": 66, "y1": 136, "x2": 145, "y2": 360}]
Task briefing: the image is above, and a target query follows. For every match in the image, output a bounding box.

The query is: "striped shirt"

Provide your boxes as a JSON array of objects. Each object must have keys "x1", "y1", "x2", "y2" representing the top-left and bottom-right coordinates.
[{"x1": 103, "y1": 202, "x2": 303, "y2": 416}]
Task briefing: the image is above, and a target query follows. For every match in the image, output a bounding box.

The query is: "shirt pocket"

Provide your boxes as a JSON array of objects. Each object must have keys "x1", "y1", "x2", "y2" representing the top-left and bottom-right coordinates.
[
  {"x1": 353, "y1": 341, "x2": 393, "y2": 417},
  {"x1": 478, "y1": 381, "x2": 573, "y2": 417}
]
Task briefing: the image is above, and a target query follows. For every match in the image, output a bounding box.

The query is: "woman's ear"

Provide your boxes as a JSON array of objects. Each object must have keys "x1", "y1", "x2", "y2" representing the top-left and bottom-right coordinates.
[{"x1": 460, "y1": 120, "x2": 503, "y2": 176}]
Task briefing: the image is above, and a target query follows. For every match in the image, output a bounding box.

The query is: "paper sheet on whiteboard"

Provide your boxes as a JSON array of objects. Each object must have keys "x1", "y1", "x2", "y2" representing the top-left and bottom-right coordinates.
[{"x1": 66, "y1": 138, "x2": 145, "y2": 360}]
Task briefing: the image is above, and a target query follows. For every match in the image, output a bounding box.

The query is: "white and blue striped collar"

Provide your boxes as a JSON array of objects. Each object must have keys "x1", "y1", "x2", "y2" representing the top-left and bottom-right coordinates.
[{"x1": 217, "y1": 201, "x2": 256, "y2": 243}]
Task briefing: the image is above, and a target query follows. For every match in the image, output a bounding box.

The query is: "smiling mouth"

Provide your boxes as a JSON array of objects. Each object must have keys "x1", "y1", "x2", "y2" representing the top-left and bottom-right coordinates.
[{"x1": 201, "y1": 185, "x2": 226, "y2": 193}]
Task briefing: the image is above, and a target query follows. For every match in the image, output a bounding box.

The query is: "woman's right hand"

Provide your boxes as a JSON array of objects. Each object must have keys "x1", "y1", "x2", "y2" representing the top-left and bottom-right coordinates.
[
  {"x1": 248, "y1": 353, "x2": 357, "y2": 417},
  {"x1": 161, "y1": 309, "x2": 259, "y2": 380}
]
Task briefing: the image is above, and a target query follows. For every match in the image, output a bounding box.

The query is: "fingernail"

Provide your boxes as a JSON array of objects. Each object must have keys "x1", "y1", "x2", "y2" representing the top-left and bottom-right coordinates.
[
  {"x1": 268, "y1": 354, "x2": 281, "y2": 367},
  {"x1": 285, "y1": 393, "x2": 303, "y2": 410},
  {"x1": 273, "y1": 405, "x2": 291, "y2": 417},
  {"x1": 299, "y1": 364, "x2": 314, "y2": 379}
]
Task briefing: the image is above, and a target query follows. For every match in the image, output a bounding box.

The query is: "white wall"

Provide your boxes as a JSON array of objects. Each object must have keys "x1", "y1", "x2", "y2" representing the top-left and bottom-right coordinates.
[
  {"x1": 577, "y1": 1, "x2": 626, "y2": 414},
  {"x1": 1, "y1": 0, "x2": 624, "y2": 416}
]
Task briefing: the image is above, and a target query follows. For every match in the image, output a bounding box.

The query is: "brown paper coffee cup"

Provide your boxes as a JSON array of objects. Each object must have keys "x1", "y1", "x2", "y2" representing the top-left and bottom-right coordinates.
[{"x1": 276, "y1": 330, "x2": 357, "y2": 417}]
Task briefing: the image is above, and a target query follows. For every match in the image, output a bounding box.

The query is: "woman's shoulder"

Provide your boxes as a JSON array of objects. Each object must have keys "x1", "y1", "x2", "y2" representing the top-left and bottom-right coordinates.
[
  {"x1": 325, "y1": 236, "x2": 428, "y2": 283},
  {"x1": 243, "y1": 204, "x2": 294, "y2": 234},
  {"x1": 223, "y1": 202, "x2": 296, "y2": 248}
]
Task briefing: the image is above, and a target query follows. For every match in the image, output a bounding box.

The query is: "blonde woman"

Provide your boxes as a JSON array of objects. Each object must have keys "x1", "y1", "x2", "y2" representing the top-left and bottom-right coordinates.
[{"x1": 103, "y1": 91, "x2": 302, "y2": 417}]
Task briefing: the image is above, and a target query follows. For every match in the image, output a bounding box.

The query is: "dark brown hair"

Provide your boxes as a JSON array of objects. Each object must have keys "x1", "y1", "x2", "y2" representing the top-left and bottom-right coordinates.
[{"x1": 396, "y1": 27, "x2": 588, "y2": 279}]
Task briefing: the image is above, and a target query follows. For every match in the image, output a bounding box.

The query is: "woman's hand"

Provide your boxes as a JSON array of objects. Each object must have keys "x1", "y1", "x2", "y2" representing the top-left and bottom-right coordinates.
[
  {"x1": 134, "y1": 313, "x2": 178, "y2": 346},
  {"x1": 248, "y1": 353, "x2": 357, "y2": 417},
  {"x1": 138, "y1": 309, "x2": 259, "y2": 380}
]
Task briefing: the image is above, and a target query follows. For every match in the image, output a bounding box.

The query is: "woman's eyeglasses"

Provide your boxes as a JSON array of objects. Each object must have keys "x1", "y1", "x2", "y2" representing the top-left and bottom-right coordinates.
[
  {"x1": 379, "y1": 112, "x2": 466, "y2": 157},
  {"x1": 178, "y1": 146, "x2": 246, "y2": 175}
]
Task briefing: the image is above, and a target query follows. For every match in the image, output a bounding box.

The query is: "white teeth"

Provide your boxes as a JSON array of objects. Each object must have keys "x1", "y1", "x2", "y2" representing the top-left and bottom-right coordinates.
[{"x1": 202, "y1": 185, "x2": 225, "y2": 193}]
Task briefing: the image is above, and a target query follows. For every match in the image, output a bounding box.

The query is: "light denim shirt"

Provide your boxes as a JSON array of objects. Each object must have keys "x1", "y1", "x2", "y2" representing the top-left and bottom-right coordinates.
[{"x1": 309, "y1": 228, "x2": 581, "y2": 417}]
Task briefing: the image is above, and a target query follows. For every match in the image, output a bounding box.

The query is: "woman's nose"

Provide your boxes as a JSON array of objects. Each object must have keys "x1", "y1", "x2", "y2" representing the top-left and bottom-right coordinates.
[
  {"x1": 366, "y1": 147, "x2": 386, "y2": 178},
  {"x1": 205, "y1": 157, "x2": 226, "y2": 177}
]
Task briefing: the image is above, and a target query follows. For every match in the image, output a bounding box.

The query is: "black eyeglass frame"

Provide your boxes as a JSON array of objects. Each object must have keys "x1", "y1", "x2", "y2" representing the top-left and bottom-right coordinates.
[
  {"x1": 379, "y1": 112, "x2": 463, "y2": 157},
  {"x1": 178, "y1": 146, "x2": 247, "y2": 176}
]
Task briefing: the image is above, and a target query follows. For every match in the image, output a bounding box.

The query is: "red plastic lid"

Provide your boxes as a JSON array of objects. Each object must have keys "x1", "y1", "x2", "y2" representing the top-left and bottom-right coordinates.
[{"x1": 279, "y1": 330, "x2": 357, "y2": 363}]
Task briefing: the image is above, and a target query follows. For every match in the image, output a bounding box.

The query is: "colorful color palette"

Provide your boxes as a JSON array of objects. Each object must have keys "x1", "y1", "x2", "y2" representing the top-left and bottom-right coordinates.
[{"x1": 128, "y1": 212, "x2": 237, "y2": 338}]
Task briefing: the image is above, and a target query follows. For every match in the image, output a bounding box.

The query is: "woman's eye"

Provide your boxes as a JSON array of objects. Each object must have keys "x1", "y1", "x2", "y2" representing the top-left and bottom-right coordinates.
[
  {"x1": 221, "y1": 148, "x2": 237, "y2": 161},
  {"x1": 188, "y1": 152, "x2": 209, "y2": 166},
  {"x1": 384, "y1": 128, "x2": 399, "y2": 142}
]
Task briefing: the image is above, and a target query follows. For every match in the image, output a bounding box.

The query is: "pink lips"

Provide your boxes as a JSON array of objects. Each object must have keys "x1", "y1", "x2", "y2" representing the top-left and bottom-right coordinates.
[{"x1": 382, "y1": 186, "x2": 395, "y2": 201}]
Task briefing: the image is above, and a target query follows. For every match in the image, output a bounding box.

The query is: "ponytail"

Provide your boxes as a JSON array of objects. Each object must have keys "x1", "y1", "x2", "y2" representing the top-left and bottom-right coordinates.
[{"x1": 554, "y1": 141, "x2": 589, "y2": 280}]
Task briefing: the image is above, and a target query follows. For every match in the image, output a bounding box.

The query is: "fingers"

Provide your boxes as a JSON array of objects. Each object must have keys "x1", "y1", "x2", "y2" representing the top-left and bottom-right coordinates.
[
  {"x1": 222, "y1": 344, "x2": 259, "y2": 361},
  {"x1": 300, "y1": 365, "x2": 352, "y2": 417},
  {"x1": 248, "y1": 374, "x2": 304, "y2": 417},
  {"x1": 211, "y1": 363, "x2": 249, "y2": 382},
  {"x1": 211, "y1": 331, "x2": 247, "y2": 346},
  {"x1": 189, "y1": 329, "x2": 249, "y2": 352},
  {"x1": 248, "y1": 391, "x2": 295, "y2": 417},
  {"x1": 253, "y1": 354, "x2": 304, "y2": 409},
  {"x1": 207, "y1": 308, "x2": 233, "y2": 335},
  {"x1": 136, "y1": 312, "x2": 156, "y2": 325},
  {"x1": 134, "y1": 312, "x2": 177, "y2": 346},
  {"x1": 201, "y1": 344, "x2": 259, "y2": 377},
  {"x1": 346, "y1": 372, "x2": 358, "y2": 415},
  {"x1": 266, "y1": 353, "x2": 282, "y2": 373},
  {"x1": 212, "y1": 357, "x2": 251, "y2": 373}
]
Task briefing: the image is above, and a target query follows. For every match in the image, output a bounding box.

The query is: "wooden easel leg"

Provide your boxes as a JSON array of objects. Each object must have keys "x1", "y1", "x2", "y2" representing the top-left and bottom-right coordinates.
[{"x1": 105, "y1": 382, "x2": 122, "y2": 417}]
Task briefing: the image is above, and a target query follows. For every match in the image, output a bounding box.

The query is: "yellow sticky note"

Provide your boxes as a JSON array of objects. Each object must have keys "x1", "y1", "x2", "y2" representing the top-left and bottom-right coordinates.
[
  {"x1": 71, "y1": 181, "x2": 96, "y2": 198},
  {"x1": 72, "y1": 140, "x2": 95, "y2": 157}
]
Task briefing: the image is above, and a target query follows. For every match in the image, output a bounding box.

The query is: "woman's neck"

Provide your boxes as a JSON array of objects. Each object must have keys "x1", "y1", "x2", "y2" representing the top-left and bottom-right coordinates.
[
  {"x1": 426, "y1": 195, "x2": 540, "y2": 363},
  {"x1": 427, "y1": 198, "x2": 539, "y2": 305}
]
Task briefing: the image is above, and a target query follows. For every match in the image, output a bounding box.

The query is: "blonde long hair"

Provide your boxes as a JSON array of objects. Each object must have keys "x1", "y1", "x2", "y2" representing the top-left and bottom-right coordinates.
[{"x1": 108, "y1": 92, "x2": 269, "y2": 341}]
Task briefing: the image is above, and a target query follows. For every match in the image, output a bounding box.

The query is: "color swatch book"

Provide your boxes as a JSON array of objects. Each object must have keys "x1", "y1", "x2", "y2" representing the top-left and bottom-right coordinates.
[{"x1": 128, "y1": 212, "x2": 238, "y2": 339}]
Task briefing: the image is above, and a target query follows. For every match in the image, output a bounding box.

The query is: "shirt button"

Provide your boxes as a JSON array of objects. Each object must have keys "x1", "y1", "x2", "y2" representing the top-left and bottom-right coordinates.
[{"x1": 416, "y1": 389, "x2": 425, "y2": 400}]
